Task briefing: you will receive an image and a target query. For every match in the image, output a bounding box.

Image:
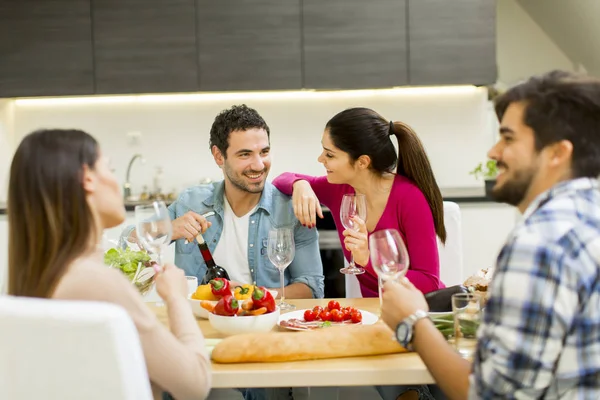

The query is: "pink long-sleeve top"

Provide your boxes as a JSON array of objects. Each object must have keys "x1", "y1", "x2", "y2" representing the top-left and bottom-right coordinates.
[{"x1": 272, "y1": 173, "x2": 444, "y2": 297}]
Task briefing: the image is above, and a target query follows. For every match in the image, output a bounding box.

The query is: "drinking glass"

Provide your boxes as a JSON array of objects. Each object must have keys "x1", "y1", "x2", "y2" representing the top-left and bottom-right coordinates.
[
  {"x1": 340, "y1": 193, "x2": 367, "y2": 275},
  {"x1": 369, "y1": 229, "x2": 410, "y2": 310},
  {"x1": 267, "y1": 227, "x2": 295, "y2": 310},
  {"x1": 452, "y1": 293, "x2": 482, "y2": 360},
  {"x1": 186, "y1": 276, "x2": 198, "y2": 296},
  {"x1": 135, "y1": 201, "x2": 173, "y2": 267}
]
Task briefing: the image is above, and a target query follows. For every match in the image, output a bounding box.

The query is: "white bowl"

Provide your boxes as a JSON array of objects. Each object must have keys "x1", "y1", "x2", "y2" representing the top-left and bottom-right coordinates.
[
  {"x1": 188, "y1": 295, "x2": 217, "y2": 319},
  {"x1": 208, "y1": 307, "x2": 280, "y2": 336}
]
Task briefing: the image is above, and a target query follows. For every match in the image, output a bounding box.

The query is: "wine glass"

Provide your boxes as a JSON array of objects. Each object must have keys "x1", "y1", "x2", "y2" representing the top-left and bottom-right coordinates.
[
  {"x1": 339, "y1": 193, "x2": 367, "y2": 275},
  {"x1": 369, "y1": 229, "x2": 409, "y2": 325},
  {"x1": 135, "y1": 201, "x2": 173, "y2": 267},
  {"x1": 267, "y1": 227, "x2": 295, "y2": 310},
  {"x1": 369, "y1": 228, "x2": 410, "y2": 283}
]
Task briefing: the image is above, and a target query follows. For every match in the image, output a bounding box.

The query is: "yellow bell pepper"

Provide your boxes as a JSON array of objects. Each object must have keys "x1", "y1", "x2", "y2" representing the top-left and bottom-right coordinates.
[
  {"x1": 234, "y1": 284, "x2": 254, "y2": 300},
  {"x1": 192, "y1": 284, "x2": 220, "y2": 301}
]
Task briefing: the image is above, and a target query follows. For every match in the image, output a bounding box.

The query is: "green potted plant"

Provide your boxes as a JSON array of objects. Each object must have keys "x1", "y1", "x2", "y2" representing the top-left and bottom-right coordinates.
[{"x1": 469, "y1": 160, "x2": 498, "y2": 198}]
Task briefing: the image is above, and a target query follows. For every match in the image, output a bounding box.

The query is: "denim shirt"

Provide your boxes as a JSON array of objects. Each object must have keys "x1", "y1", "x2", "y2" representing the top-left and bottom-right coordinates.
[{"x1": 163, "y1": 181, "x2": 324, "y2": 298}]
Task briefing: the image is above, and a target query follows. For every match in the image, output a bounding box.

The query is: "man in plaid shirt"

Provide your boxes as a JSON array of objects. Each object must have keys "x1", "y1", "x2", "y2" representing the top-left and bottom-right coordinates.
[{"x1": 381, "y1": 70, "x2": 600, "y2": 399}]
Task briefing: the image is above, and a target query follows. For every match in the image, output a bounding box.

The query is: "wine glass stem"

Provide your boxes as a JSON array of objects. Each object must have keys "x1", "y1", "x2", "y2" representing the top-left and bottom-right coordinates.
[
  {"x1": 349, "y1": 253, "x2": 355, "y2": 267},
  {"x1": 279, "y1": 269, "x2": 285, "y2": 304},
  {"x1": 156, "y1": 251, "x2": 163, "y2": 266}
]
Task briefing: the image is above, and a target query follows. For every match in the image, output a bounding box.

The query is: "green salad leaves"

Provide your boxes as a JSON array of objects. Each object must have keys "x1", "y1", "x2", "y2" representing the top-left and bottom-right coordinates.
[{"x1": 104, "y1": 247, "x2": 151, "y2": 280}]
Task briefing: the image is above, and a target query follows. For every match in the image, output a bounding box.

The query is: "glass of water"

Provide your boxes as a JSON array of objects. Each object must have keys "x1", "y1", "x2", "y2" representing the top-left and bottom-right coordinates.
[{"x1": 452, "y1": 293, "x2": 482, "y2": 360}]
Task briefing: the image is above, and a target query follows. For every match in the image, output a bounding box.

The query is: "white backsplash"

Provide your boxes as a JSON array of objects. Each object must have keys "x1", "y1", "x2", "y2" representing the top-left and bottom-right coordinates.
[{"x1": 4, "y1": 87, "x2": 494, "y2": 199}]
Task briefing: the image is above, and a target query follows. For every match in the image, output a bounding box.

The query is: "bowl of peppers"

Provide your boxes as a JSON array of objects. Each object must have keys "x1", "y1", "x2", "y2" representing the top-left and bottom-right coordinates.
[
  {"x1": 189, "y1": 278, "x2": 277, "y2": 319},
  {"x1": 203, "y1": 286, "x2": 280, "y2": 336}
]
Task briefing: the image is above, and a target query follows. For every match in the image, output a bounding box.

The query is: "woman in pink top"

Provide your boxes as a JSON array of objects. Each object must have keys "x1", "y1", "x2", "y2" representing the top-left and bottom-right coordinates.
[
  {"x1": 7, "y1": 129, "x2": 211, "y2": 400},
  {"x1": 273, "y1": 107, "x2": 446, "y2": 298}
]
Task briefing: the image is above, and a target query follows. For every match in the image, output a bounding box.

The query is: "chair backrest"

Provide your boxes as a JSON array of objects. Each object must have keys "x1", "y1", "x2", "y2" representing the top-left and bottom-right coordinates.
[
  {"x1": 438, "y1": 201, "x2": 464, "y2": 286},
  {"x1": 0, "y1": 296, "x2": 152, "y2": 400},
  {"x1": 345, "y1": 201, "x2": 464, "y2": 297}
]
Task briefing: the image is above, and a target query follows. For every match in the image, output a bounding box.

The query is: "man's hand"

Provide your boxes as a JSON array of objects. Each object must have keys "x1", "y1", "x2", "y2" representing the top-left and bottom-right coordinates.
[
  {"x1": 381, "y1": 278, "x2": 429, "y2": 331},
  {"x1": 171, "y1": 211, "x2": 212, "y2": 241},
  {"x1": 343, "y1": 216, "x2": 369, "y2": 266}
]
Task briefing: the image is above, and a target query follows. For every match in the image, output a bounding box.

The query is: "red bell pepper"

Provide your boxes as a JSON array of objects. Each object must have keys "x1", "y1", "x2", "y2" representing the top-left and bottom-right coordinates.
[
  {"x1": 210, "y1": 278, "x2": 230, "y2": 297},
  {"x1": 251, "y1": 286, "x2": 276, "y2": 313},
  {"x1": 213, "y1": 295, "x2": 239, "y2": 316}
]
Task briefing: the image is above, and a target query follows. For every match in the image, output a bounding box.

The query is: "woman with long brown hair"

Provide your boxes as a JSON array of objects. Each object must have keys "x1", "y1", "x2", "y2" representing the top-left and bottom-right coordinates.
[
  {"x1": 8, "y1": 129, "x2": 210, "y2": 400},
  {"x1": 273, "y1": 107, "x2": 446, "y2": 298}
]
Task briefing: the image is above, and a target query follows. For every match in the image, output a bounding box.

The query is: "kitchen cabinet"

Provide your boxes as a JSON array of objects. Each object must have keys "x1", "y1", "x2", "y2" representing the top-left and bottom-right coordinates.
[
  {"x1": 0, "y1": 0, "x2": 94, "y2": 97},
  {"x1": 407, "y1": 0, "x2": 497, "y2": 86},
  {"x1": 302, "y1": 0, "x2": 408, "y2": 89},
  {"x1": 196, "y1": 0, "x2": 302, "y2": 91},
  {"x1": 93, "y1": 0, "x2": 198, "y2": 94}
]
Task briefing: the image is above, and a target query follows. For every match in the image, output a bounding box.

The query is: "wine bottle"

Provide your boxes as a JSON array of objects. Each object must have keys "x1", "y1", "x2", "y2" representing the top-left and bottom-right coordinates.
[{"x1": 197, "y1": 233, "x2": 230, "y2": 284}]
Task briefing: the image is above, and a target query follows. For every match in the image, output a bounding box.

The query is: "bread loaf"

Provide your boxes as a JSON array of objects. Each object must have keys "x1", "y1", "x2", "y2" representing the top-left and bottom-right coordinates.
[{"x1": 211, "y1": 322, "x2": 408, "y2": 363}]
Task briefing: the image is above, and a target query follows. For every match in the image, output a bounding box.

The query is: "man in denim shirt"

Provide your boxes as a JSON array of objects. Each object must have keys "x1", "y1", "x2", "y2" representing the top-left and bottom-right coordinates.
[
  {"x1": 172, "y1": 104, "x2": 323, "y2": 299},
  {"x1": 126, "y1": 105, "x2": 323, "y2": 399},
  {"x1": 125, "y1": 104, "x2": 324, "y2": 300}
]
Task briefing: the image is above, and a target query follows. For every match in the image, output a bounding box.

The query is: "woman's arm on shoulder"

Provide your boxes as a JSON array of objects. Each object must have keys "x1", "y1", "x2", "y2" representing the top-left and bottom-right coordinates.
[{"x1": 272, "y1": 172, "x2": 341, "y2": 206}]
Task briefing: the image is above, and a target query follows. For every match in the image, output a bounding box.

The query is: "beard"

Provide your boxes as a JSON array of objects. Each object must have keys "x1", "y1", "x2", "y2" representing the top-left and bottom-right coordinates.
[
  {"x1": 490, "y1": 163, "x2": 537, "y2": 206},
  {"x1": 223, "y1": 162, "x2": 268, "y2": 194}
]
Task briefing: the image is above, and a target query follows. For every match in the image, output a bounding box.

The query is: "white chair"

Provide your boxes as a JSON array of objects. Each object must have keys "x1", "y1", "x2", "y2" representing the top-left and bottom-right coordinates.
[
  {"x1": 438, "y1": 201, "x2": 464, "y2": 286},
  {"x1": 0, "y1": 296, "x2": 152, "y2": 400},
  {"x1": 345, "y1": 201, "x2": 464, "y2": 297}
]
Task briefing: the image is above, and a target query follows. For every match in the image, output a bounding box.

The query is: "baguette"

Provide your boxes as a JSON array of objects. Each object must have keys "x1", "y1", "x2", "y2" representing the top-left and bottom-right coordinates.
[{"x1": 211, "y1": 322, "x2": 408, "y2": 363}]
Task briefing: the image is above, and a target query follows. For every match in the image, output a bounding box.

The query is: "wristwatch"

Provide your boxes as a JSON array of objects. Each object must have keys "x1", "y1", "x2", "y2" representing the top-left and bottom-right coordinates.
[{"x1": 395, "y1": 309, "x2": 429, "y2": 349}]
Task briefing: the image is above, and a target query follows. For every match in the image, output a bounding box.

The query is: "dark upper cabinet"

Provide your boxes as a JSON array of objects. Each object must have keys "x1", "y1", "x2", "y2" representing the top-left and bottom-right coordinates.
[
  {"x1": 302, "y1": 0, "x2": 408, "y2": 90},
  {"x1": 92, "y1": 0, "x2": 198, "y2": 94},
  {"x1": 408, "y1": 0, "x2": 497, "y2": 86},
  {"x1": 196, "y1": 0, "x2": 302, "y2": 91},
  {"x1": 0, "y1": 0, "x2": 94, "y2": 97}
]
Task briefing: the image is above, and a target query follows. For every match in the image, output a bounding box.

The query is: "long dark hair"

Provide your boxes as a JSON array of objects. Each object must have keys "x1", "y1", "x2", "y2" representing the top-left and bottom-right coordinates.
[
  {"x1": 8, "y1": 129, "x2": 100, "y2": 298},
  {"x1": 326, "y1": 108, "x2": 446, "y2": 243}
]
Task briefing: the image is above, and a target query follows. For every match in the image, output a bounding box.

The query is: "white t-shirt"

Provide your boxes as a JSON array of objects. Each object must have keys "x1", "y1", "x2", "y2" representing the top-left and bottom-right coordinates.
[{"x1": 212, "y1": 197, "x2": 256, "y2": 284}]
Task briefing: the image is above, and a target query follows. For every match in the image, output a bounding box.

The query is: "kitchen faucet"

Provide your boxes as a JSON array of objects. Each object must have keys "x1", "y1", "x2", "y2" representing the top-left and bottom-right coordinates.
[{"x1": 123, "y1": 153, "x2": 144, "y2": 200}]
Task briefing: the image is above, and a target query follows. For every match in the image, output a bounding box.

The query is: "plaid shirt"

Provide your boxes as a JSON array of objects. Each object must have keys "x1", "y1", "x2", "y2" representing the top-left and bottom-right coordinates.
[{"x1": 470, "y1": 178, "x2": 600, "y2": 399}]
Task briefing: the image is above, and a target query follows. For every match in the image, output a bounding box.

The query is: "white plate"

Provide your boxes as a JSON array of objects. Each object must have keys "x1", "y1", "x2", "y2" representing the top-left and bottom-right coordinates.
[{"x1": 277, "y1": 308, "x2": 379, "y2": 331}]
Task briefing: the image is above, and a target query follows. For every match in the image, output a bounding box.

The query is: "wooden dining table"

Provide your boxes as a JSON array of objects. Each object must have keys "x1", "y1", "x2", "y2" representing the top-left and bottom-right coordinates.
[{"x1": 149, "y1": 297, "x2": 434, "y2": 389}]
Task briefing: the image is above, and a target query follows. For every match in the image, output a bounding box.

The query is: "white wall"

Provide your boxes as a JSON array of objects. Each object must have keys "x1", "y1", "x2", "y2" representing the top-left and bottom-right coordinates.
[
  {"x1": 518, "y1": 0, "x2": 600, "y2": 78},
  {"x1": 12, "y1": 87, "x2": 493, "y2": 197},
  {"x1": 0, "y1": 100, "x2": 15, "y2": 203},
  {"x1": 0, "y1": 215, "x2": 7, "y2": 294},
  {"x1": 496, "y1": 0, "x2": 575, "y2": 86}
]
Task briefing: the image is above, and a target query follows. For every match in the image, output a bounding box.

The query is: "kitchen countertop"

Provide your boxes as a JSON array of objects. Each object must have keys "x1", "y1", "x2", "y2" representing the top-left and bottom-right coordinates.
[{"x1": 0, "y1": 188, "x2": 492, "y2": 216}]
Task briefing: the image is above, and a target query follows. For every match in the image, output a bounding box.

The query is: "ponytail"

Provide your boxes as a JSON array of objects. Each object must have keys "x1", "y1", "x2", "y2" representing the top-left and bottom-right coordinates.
[{"x1": 390, "y1": 122, "x2": 446, "y2": 244}]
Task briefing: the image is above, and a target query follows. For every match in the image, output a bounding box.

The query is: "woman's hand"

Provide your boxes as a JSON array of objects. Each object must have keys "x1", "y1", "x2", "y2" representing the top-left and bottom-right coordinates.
[
  {"x1": 292, "y1": 180, "x2": 323, "y2": 228},
  {"x1": 155, "y1": 263, "x2": 188, "y2": 303},
  {"x1": 343, "y1": 216, "x2": 369, "y2": 266}
]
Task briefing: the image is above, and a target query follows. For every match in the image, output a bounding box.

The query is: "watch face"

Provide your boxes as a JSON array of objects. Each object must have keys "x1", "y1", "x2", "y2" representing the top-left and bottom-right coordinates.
[{"x1": 396, "y1": 322, "x2": 411, "y2": 346}]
